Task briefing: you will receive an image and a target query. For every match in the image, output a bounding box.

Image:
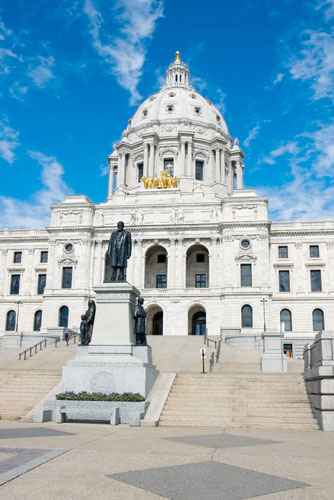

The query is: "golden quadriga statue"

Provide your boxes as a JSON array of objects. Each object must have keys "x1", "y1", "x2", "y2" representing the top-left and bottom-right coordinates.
[{"x1": 142, "y1": 170, "x2": 179, "y2": 189}]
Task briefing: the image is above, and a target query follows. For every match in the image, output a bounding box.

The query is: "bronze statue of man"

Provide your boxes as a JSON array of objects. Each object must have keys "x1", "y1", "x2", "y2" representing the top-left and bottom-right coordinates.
[
  {"x1": 79, "y1": 299, "x2": 96, "y2": 346},
  {"x1": 134, "y1": 296, "x2": 147, "y2": 345},
  {"x1": 105, "y1": 221, "x2": 132, "y2": 282}
]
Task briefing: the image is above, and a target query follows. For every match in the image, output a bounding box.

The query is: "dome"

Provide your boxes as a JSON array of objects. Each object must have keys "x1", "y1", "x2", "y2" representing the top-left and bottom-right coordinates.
[{"x1": 128, "y1": 52, "x2": 229, "y2": 135}]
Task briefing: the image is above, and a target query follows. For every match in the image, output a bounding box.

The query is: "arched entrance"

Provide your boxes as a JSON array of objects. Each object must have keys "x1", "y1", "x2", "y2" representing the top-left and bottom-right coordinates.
[
  {"x1": 145, "y1": 245, "x2": 168, "y2": 289},
  {"x1": 186, "y1": 244, "x2": 209, "y2": 288},
  {"x1": 188, "y1": 305, "x2": 206, "y2": 335},
  {"x1": 146, "y1": 305, "x2": 164, "y2": 335}
]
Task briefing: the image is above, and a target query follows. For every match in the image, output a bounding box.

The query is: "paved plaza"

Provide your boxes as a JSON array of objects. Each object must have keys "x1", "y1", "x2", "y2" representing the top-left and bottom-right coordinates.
[{"x1": 0, "y1": 423, "x2": 333, "y2": 499}]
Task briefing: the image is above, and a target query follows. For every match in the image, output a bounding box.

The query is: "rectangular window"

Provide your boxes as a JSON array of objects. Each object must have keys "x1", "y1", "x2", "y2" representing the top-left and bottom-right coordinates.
[
  {"x1": 195, "y1": 273, "x2": 207, "y2": 288},
  {"x1": 62, "y1": 267, "x2": 73, "y2": 289},
  {"x1": 163, "y1": 158, "x2": 174, "y2": 177},
  {"x1": 157, "y1": 254, "x2": 166, "y2": 264},
  {"x1": 37, "y1": 274, "x2": 46, "y2": 295},
  {"x1": 278, "y1": 246, "x2": 288, "y2": 258},
  {"x1": 155, "y1": 273, "x2": 167, "y2": 289},
  {"x1": 40, "y1": 251, "x2": 48, "y2": 263},
  {"x1": 279, "y1": 270, "x2": 290, "y2": 292},
  {"x1": 310, "y1": 270, "x2": 322, "y2": 292},
  {"x1": 310, "y1": 245, "x2": 320, "y2": 258},
  {"x1": 196, "y1": 253, "x2": 205, "y2": 263},
  {"x1": 195, "y1": 160, "x2": 204, "y2": 181},
  {"x1": 240, "y1": 264, "x2": 252, "y2": 287},
  {"x1": 10, "y1": 274, "x2": 20, "y2": 295},
  {"x1": 137, "y1": 162, "x2": 144, "y2": 182},
  {"x1": 13, "y1": 251, "x2": 22, "y2": 264}
]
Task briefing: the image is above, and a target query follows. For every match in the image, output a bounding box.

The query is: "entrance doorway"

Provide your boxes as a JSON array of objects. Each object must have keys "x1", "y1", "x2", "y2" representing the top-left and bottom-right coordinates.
[
  {"x1": 188, "y1": 305, "x2": 206, "y2": 335},
  {"x1": 146, "y1": 305, "x2": 164, "y2": 335}
]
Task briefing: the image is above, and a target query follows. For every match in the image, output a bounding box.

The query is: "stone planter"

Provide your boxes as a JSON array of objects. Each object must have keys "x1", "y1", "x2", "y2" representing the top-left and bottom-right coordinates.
[{"x1": 52, "y1": 400, "x2": 148, "y2": 425}]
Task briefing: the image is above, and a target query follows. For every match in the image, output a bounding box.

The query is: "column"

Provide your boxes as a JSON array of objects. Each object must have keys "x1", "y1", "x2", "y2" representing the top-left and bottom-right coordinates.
[
  {"x1": 148, "y1": 143, "x2": 154, "y2": 178},
  {"x1": 119, "y1": 154, "x2": 126, "y2": 186},
  {"x1": 237, "y1": 161, "x2": 244, "y2": 189},
  {"x1": 167, "y1": 239, "x2": 176, "y2": 289},
  {"x1": 95, "y1": 241, "x2": 104, "y2": 286},
  {"x1": 215, "y1": 149, "x2": 220, "y2": 183},
  {"x1": 135, "y1": 239, "x2": 144, "y2": 289},
  {"x1": 227, "y1": 162, "x2": 233, "y2": 193},
  {"x1": 143, "y1": 143, "x2": 149, "y2": 177},
  {"x1": 209, "y1": 149, "x2": 215, "y2": 183},
  {"x1": 220, "y1": 149, "x2": 226, "y2": 185},
  {"x1": 179, "y1": 141, "x2": 186, "y2": 177},
  {"x1": 188, "y1": 141, "x2": 193, "y2": 178}
]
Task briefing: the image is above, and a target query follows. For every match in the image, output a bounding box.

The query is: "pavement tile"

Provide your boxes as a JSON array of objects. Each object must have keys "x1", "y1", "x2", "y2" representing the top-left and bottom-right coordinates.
[{"x1": 109, "y1": 461, "x2": 308, "y2": 500}]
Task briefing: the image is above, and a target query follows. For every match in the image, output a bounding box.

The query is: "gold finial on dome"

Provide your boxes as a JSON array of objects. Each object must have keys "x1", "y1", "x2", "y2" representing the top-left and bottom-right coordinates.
[{"x1": 175, "y1": 50, "x2": 181, "y2": 64}]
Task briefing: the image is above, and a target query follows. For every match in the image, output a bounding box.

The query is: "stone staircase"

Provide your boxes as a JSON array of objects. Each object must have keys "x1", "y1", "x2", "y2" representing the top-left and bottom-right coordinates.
[
  {"x1": 0, "y1": 342, "x2": 77, "y2": 420},
  {"x1": 0, "y1": 369, "x2": 61, "y2": 421},
  {"x1": 159, "y1": 344, "x2": 319, "y2": 430}
]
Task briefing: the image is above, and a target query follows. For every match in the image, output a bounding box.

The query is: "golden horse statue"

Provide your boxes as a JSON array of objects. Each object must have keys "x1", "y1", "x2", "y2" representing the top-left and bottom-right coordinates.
[{"x1": 142, "y1": 170, "x2": 179, "y2": 189}]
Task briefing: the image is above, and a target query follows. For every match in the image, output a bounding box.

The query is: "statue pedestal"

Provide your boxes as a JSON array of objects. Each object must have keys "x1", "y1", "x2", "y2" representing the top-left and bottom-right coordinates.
[{"x1": 61, "y1": 283, "x2": 157, "y2": 399}]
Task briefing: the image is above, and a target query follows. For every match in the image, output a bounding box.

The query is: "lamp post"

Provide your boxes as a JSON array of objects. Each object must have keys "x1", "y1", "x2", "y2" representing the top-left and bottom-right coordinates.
[{"x1": 260, "y1": 298, "x2": 268, "y2": 333}]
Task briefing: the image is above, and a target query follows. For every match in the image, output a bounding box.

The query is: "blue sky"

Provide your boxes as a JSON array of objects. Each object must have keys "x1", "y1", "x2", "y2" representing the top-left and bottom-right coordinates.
[{"x1": 0, "y1": 0, "x2": 334, "y2": 227}]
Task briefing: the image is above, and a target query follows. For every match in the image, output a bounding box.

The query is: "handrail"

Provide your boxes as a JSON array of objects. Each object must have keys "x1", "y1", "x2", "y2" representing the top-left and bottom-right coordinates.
[
  {"x1": 203, "y1": 334, "x2": 222, "y2": 373},
  {"x1": 18, "y1": 336, "x2": 60, "y2": 361}
]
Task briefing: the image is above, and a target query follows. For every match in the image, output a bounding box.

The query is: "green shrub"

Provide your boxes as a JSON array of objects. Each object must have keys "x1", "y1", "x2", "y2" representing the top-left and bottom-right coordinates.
[{"x1": 56, "y1": 391, "x2": 145, "y2": 402}]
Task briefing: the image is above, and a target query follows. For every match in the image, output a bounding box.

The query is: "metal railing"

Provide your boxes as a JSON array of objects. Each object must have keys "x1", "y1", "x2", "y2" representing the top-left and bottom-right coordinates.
[
  {"x1": 18, "y1": 337, "x2": 59, "y2": 360},
  {"x1": 203, "y1": 334, "x2": 222, "y2": 372},
  {"x1": 18, "y1": 330, "x2": 78, "y2": 361}
]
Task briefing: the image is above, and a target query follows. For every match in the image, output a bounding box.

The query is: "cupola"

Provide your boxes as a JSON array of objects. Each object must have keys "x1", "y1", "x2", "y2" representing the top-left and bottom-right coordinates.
[{"x1": 165, "y1": 51, "x2": 190, "y2": 89}]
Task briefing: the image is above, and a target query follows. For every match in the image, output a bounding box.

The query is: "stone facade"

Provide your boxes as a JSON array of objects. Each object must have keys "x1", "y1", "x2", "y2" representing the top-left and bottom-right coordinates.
[{"x1": 0, "y1": 53, "x2": 333, "y2": 353}]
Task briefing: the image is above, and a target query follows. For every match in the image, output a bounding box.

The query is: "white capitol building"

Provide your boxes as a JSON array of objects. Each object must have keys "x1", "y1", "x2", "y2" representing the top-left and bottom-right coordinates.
[{"x1": 1, "y1": 52, "x2": 333, "y2": 357}]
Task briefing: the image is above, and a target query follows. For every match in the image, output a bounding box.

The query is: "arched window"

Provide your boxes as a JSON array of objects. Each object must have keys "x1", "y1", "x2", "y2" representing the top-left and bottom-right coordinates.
[
  {"x1": 313, "y1": 309, "x2": 324, "y2": 332},
  {"x1": 58, "y1": 306, "x2": 69, "y2": 328},
  {"x1": 280, "y1": 309, "x2": 292, "y2": 332},
  {"x1": 33, "y1": 310, "x2": 42, "y2": 332},
  {"x1": 241, "y1": 305, "x2": 253, "y2": 328},
  {"x1": 6, "y1": 310, "x2": 16, "y2": 331}
]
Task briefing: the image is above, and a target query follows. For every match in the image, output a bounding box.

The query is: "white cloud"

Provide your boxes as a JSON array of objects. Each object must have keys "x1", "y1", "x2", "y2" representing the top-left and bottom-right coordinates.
[
  {"x1": 0, "y1": 151, "x2": 71, "y2": 228},
  {"x1": 0, "y1": 119, "x2": 19, "y2": 164},
  {"x1": 28, "y1": 56, "x2": 55, "y2": 88},
  {"x1": 243, "y1": 124, "x2": 260, "y2": 148},
  {"x1": 273, "y1": 72, "x2": 284, "y2": 85},
  {"x1": 263, "y1": 141, "x2": 299, "y2": 165},
  {"x1": 214, "y1": 88, "x2": 226, "y2": 114},
  {"x1": 289, "y1": 30, "x2": 334, "y2": 100},
  {"x1": 83, "y1": 0, "x2": 163, "y2": 105},
  {"x1": 0, "y1": 17, "x2": 11, "y2": 41},
  {"x1": 261, "y1": 121, "x2": 334, "y2": 219}
]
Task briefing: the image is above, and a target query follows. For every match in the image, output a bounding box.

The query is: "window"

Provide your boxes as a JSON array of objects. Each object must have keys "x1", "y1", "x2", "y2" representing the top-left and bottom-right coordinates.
[
  {"x1": 240, "y1": 239, "x2": 250, "y2": 250},
  {"x1": 195, "y1": 273, "x2": 207, "y2": 288},
  {"x1": 10, "y1": 274, "x2": 20, "y2": 295},
  {"x1": 196, "y1": 253, "x2": 205, "y2": 263},
  {"x1": 310, "y1": 270, "x2": 322, "y2": 292},
  {"x1": 58, "y1": 306, "x2": 69, "y2": 328},
  {"x1": 310, "y1": 245, "x2": 320, "y2": 258},
  {"x1": 313, "y1": 309, "x2": 324, "y2": 332},
  {"x1": 143, "y1": 109, "x2": 148, "y2": 117},
  {"x1": 37, "y1": 274, "x2": 46, "y2": 295},
  {"x1": 195, "y1": 160, "x2": 204, "y2": 181},
  {"x1": 163, "y1": 158, "x2": 174, "y2": 176},
  {"x1": 62, "y1": 267, "x2": 73, "y2": 289},
  {"x1": 240, "y1": 264, "x2": 252, "y2": 287},
  {"x1": 64, "y1": 243, "x2": 73, "y2": 253},
  {"x1": 137, "y1": 162, "x2": 144, "y2": 182},
  {"x1": 241, "y1": 305, "x2": 253, "y2": 328},
  {"x1": 278, "y1": 246, "x2": 288, "y2": 258},
  {"x1": 13, "y1": 251, "x2": 22, "y2": 264},
  {"x1": 166, "y1": 104, "x2": 174, "y2": 112},
  {"x1": 280, "y1": 309, "x2": 292, "y2": 332},
  {"x1": 33, "y1": 310, "x2": 42, "y2": 332},
  {"x1": 40, "y1": 251, "x2": 48, "y2": 263},
  {"x1": 279, "y1": 270, "x2": 290, "y2": 292},
  {"x1": 157, "y1": 254, "x2": 166, "y2": 264},
  {"x1": 155, "y1": 273, "x2": 167, "y2": 289},
  {"x1": 194, "y1": 106, "x2": 201, "y2": 114},
  {"x1": 6, "y1": 310, "x2": 16, "y2": 331}
]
